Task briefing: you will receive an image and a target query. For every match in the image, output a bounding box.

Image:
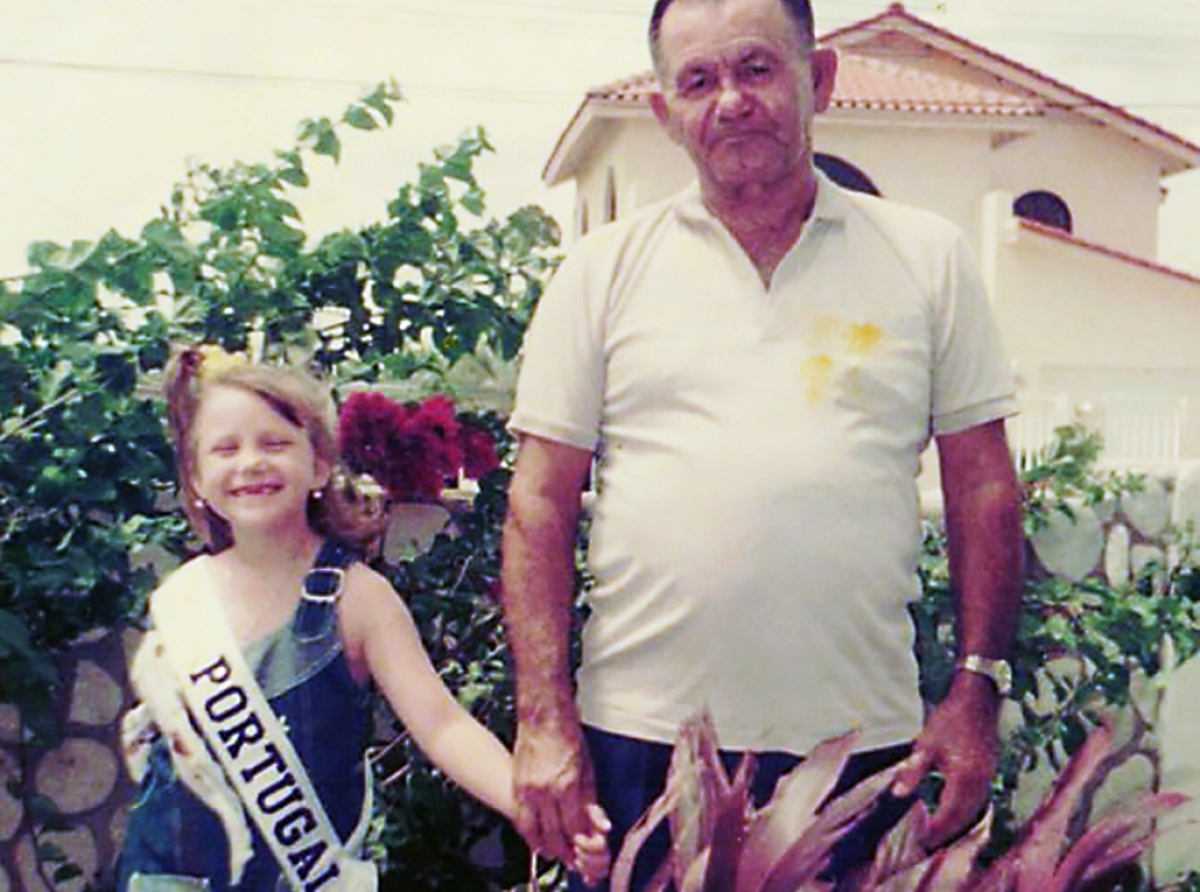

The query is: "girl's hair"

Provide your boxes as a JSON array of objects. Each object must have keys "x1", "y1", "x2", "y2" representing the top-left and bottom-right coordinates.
[{"x1": 163, "y1": 345, "x2": 387, "y2": 551}]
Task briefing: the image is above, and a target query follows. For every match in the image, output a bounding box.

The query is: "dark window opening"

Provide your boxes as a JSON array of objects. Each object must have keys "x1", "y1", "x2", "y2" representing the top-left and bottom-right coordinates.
[
  {"x1": 1013, "y1": 190, "x2": 1072, "y2": 233},
  {"x1": 814, "y1": 153, "x2": 882, "y2": 196}
]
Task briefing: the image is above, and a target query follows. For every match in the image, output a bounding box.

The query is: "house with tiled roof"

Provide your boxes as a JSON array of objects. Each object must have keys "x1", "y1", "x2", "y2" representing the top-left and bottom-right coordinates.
[{"x1": 543, "y1": 3, "x2": 1200, "y2": 470}]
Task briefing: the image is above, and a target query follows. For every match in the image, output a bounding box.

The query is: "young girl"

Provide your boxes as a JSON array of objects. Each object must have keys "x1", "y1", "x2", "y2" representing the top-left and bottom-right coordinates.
[{"x1": 117, "y1": 345, "x2": 608, "y2": 891}]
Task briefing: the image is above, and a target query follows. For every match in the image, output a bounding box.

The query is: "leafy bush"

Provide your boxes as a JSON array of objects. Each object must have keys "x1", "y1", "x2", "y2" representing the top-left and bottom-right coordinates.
[
  {"x1": 913, "y1": 424, "x2": 1200, "y2": 868},
  {"x1": 369, "y1": 465, "x2": 531, "y2": 891},
  {"x1": 0, "y1": 84, "x2": 560, "y2": 888}
]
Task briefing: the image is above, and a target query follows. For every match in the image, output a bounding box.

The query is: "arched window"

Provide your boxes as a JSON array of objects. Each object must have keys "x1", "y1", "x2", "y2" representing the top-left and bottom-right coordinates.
[
  {"x1": 814, "y1": 153, "x2": 882, "y2": 196},
  {"x1": 1013, "y1": 190, "x2": 1072, "y2": 233},
  {"x1": 604, "y1": 168, "x2": 618, "y2": 223}
]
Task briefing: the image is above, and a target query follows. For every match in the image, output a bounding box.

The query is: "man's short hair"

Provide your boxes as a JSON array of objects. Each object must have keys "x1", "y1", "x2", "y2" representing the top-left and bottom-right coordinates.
[{"x1": 649, "y1": 0, "x2": 816, "y2": 72}]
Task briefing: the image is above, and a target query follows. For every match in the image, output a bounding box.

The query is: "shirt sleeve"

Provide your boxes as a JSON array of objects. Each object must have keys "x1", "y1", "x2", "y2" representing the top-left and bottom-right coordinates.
[
  {"x1": 930, "y1": 233, "x2": 1018, "y2": 436},
  {"x1": 508, "y1": 241, "x2": 607, "y2": 451}
]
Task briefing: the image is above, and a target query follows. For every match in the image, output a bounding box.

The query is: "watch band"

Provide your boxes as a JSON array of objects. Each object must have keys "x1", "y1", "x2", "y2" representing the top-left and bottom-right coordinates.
[{"x1": 958, "y1": 653, "x2": 1013, "y2": 696}]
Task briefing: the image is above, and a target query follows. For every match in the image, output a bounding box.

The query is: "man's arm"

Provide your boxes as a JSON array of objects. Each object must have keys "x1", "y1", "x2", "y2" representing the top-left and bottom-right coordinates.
[
  {"x1": 894, "y1": 418, "x2": 1024, "y2": 848},
  {"x1": 502, "y1": 433, "x2": 597, "y2": 864}
]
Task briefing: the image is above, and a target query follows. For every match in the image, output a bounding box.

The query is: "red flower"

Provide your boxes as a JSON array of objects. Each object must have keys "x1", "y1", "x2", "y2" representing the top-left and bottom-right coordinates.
[
  {"x1": 338, "y1": 391, "x2": 498, "y2": 504},
  {"x1": 461, "y1": 421, "x2": 500, "y2": 480}
]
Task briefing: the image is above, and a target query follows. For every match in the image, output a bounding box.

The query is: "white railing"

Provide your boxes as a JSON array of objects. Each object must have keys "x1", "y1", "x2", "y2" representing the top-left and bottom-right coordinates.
[
  {"x1": 1098, "y1": 395, "x2": 1186, "y2": 469},
  {"x1": 1007, "y1": 392, "x2": 1186, "y2": 471},
  {"x1": 1008, "y1": 393, "x2": 1073, "y2": 471}
]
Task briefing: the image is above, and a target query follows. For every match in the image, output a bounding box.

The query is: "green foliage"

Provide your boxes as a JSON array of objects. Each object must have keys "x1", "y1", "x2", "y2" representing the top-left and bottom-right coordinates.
[
  {"x1": 0, "y1": 240, "x2": 182, "y2": 744},
  {"x1": 306, "y1": 128, "x2": 559, "y2": 380},
  {"x1": 0, "y1": 82, "x2": 561, "y2": 887},
  {"x1": 1021, "y1": 421, "x2": 1145, "y2": 535},
  {"x1": 1162, "y1": 871, "x2": 1200, "y2": 892},
  {"x1": 914, "y1": 424, "x2": 1200, "y2": 860},
  {"x1": 370, "y1": 466, "x2": 530, "y2": 890}
]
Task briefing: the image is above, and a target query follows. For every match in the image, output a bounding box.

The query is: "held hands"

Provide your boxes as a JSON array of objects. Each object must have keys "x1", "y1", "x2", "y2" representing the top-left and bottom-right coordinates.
[
  {"x1": 571, "y1": 804, "x2": 613, "y2": 888},
  {"x1": 513, "y1": 719, "x2": 611, "y2": 885},
  {"x1": 892, "y1": 671, "x2": 1002, "y2": 850}
]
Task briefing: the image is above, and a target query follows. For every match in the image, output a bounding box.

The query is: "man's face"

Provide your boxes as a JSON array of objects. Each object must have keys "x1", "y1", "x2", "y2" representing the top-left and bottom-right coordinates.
[{"x1": 651, "y1": 0, "x2": 836, "y2": 193}]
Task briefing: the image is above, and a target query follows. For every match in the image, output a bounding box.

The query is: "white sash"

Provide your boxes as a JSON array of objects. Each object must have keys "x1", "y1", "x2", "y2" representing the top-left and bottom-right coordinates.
[{"x1": 152, "y1": 569, "x2": 378, "y2": 892}]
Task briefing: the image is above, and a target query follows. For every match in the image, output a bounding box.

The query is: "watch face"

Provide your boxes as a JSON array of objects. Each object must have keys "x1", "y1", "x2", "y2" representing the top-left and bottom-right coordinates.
[{"x1": 962, "y1": 655, "x2": 1012, "y2": 695}]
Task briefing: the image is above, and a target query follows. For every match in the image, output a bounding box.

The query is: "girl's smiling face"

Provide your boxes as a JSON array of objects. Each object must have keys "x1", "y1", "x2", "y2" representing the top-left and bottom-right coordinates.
[{"x1": 190, "y1": 384, "x2": 329, "y2": 539}]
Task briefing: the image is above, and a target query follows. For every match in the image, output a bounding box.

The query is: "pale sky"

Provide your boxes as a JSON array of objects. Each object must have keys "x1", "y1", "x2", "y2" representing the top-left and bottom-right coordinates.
[{"x1": 1, "y1": 0, "x2": 1198, "y2": 278}]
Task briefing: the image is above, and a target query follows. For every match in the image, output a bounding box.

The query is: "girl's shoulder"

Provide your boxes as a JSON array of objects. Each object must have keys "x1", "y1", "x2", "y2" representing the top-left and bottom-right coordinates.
[
  {"x1": 340, "y1": 561, "x2": 404, "y2": 612},
  {"x1": 335, "y1": 561, "x2": 415, "y2": 679},
  {"x1": 337, "y1": 561, "x2": 417, "y2": 638}
]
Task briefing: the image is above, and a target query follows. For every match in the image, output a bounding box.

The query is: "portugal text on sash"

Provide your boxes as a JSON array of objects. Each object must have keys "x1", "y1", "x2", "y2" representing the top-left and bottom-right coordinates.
[{"x1": 190, "y1": 655, "x2": 343, "y2": 892}]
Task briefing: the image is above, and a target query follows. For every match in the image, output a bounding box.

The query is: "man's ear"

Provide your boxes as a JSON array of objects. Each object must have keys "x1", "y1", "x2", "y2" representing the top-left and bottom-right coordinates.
[
  {"x1": 810, "y1": 47, "x2": 838, "y2": 114},
  {"x1": 651, "y1": 91, "x2": 682, "y2": 144}
]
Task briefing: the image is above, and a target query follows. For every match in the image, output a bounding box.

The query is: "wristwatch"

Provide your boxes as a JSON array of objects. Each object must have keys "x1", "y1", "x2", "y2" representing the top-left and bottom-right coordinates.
[{"x1": 957, "y1": 654, "x2": 1013, "y2": 697}]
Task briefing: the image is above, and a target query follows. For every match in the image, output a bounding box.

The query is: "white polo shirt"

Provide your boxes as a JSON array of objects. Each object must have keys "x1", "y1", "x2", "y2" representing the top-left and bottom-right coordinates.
[{"x1": 510, "y1": 174, "x2": 1016, "y2": 754}]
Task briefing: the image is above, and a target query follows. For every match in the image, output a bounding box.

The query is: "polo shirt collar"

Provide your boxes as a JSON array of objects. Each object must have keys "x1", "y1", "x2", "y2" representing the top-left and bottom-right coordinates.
[{"x1": 673, "y1": 168, "x2": 849, "y2": 232}]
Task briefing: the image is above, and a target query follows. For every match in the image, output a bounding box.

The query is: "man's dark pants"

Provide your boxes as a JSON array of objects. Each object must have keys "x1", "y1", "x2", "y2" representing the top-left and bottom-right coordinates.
[{"x1": 568, "y1": 725, "x2": 913, "y2": 892}]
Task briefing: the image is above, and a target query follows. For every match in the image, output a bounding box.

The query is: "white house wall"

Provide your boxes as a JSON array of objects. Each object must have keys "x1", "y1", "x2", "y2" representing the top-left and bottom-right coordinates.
[
  {"x1": 618, "y1": 118, "x2": 693, "y2": 205},
  {"x1": 579, "y1": 114, "x2": 1001, "y2": 255},
  {"x1": 988, "y1": 118, "x2": 1162, "y2": 260},
  {"x1": 988, "y1": 220, "x2": 1200, "y2": 458},
  {"x1": 578, "y1": 107, "x2": 1166, "y2": 267},
  {"x1": 574, "y1": 123, "x2": 618, "y2": 236},
  {"x1": 574, "y1": 118, "x2": 690, "y2": 238},
  {"x1": 814, "y1": 116, "x2": 995, "y2": 251},
  {"x1": 574, "y1": 108, "x2": 1169, "y2": 278}
]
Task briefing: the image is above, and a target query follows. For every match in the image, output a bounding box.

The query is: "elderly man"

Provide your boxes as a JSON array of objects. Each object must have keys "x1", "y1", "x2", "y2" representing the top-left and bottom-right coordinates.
[{"x1": 501, "y1": 0, "x2": 1024, "y2": 886}]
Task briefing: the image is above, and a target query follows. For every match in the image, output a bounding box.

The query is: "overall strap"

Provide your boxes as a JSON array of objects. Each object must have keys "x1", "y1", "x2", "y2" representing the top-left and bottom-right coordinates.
[
  {"x1": 151, "y1": 553, "x2": 377, "y2": 892},
  {"x1": 290, "y1": 538, "x2": 381, "y2": 858},
  {"x1": 295, "y1": 540, "x2": 360, "y2": 640}
]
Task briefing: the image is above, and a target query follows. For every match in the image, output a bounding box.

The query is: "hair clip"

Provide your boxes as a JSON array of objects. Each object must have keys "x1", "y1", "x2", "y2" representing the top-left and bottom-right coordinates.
[{"x1": 197, "y1": 345, "x2": 248, "y2": 380}]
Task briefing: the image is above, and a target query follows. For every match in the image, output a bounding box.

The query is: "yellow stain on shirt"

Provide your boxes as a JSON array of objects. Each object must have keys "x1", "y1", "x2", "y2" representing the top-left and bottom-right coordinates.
[
  {"x1": 801, "y1": 354, "x2": 834, "y2": 403},
  {"x1": 844, "y1": 322, "x2": 884, "y2": 356},
  {"x1": 798, "y1": 319, "x2": 886, "y2": 404},
  {"x1": 808, "y1": 315, "x2": 844, "y2": 349}
]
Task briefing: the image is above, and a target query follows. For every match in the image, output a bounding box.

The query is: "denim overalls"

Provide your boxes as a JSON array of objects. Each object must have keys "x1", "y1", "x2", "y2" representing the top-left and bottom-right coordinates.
[{"x1": 118, "y1": 541, "x2": 374, "y2": 892}]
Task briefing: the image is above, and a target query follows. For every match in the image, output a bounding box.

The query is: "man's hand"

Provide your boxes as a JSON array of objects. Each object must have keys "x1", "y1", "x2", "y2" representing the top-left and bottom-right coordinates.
[
  {"x1": 502, "y1": 434, "x2": 599, "y2": 867},
  {"x1": 513, "y1": 718, "x2": 600, "y2": 867},
  {"x1": 912, "y1": 419, "x2": 1020, "y2": 848},
  {"x1": 892, "y1": 671, "x2": 1001, "y2": 850}
]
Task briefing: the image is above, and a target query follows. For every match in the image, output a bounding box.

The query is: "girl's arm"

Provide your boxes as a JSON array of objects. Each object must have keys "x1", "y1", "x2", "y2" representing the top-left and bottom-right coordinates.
[
  {"x1": 342, "y1": 566, "x2": 517, "y2": 816},
  {"x1": 341, "y1": 567, "x2": 610, "y2": 884}
]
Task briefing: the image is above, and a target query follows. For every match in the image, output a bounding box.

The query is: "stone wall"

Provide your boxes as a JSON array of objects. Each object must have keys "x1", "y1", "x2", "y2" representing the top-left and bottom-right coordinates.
[
  {"x1": 1021, "y1": 460, "x2": 1200, "y2": 878},
  {"x1": 0, "y1": 628, "x2": 139, "y2": 892},
  {"x1": 1156, "y1": 463, "x2": 1200, "y2": 877}
]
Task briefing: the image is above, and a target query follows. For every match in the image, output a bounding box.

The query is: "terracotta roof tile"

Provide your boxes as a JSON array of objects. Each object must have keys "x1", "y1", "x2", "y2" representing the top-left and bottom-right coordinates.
[
  {"x1": 1018, "y1": 219, "x2": 1200, "y2": 286},
  {"x1": 587, "y1": 72, "x2": 655, "y2": 104},
  {"x1": 834, "y1": 53, "x2": 1038, "y2": 115},
  {"x1": 821, "y1": 4, "x2": 1200, "y2": 169},
  {"x1": 586, "y1": 53, "x2": 1041, "y2": 118}
]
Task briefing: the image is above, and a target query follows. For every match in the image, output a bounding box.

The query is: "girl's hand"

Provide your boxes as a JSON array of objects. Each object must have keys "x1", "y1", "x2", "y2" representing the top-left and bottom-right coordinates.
[{"x1": 569, "y1": 803, "x2": 612, "y2": 888}]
